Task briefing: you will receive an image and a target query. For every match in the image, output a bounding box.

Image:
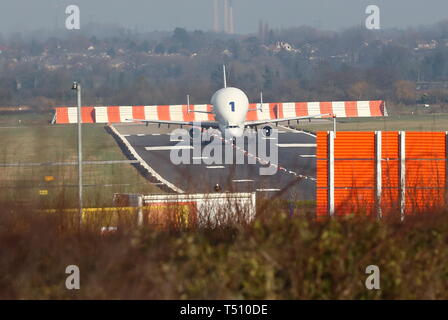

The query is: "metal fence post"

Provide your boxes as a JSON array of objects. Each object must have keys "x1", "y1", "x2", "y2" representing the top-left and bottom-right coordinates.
[
  {"x1": 328, "y1": 131, "x2": 335, "y2": 217},
  {"x1": 71, "y1": 82, "x2": 83, "y2": 227},
  {"x1": 137, "y1": 194, "x2": 143, "y2": 227},
  {"x1": 375, "y1": 131, "x2": 382, "y2": 219},
  {"x1": 399, "y1": 131, "x2": 406, "y2": 220}
]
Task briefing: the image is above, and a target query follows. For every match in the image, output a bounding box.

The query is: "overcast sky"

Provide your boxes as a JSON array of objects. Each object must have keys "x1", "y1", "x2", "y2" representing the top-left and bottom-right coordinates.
[{"x1": 1, "y1": 0, "x2": 448, "y2": 34}]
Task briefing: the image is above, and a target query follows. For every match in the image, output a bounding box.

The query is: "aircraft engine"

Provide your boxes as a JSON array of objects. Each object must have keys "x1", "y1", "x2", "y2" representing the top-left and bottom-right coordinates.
[
  {"x1": 189, "y1": 127, "x2": 202, "y2": 140},
  {"x1": 261, "y1": 125, "x2": 273, "y2": 137}
]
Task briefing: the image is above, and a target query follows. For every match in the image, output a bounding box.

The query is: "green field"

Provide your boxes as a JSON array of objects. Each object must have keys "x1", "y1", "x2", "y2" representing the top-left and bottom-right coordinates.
[
  {"x1": 0, "y1": 113, "x2": 162, "y2": 207},
  {"x1": 295, "y1": 114, "x2": 448, "y2": 132},
  {"x1": 2, "y1": 112, "x2": 448, "y2": 207}
]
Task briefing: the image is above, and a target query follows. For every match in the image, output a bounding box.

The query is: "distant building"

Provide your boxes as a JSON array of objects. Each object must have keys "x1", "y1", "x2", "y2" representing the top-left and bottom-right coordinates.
[
  {"x1": 272, "y1": 42, "x2": 298, "y2": 53},
  {"x1": 416, "y1": 81, "x2": 448, "y2": 91},
  {"x1": 0, "y1": 45, "x2": 10, "y2": 54},
  {"x1": 414, "y1": 40, "x2": 438, "y2": 50},
  {"x1": 0, "y1": 106, "x2": 31, "y2": 112}
]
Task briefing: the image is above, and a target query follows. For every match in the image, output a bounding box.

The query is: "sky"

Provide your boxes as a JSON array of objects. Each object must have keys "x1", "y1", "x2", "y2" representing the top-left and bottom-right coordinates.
[{"x1": 1, "y1": 0, "x2": 448, "y2": 34}]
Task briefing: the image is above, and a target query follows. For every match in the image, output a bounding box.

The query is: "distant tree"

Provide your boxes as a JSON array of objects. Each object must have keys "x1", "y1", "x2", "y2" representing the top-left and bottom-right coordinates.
[
  {"x1": 348, "y1": 81, "x2": 370, "y2": 100},
  {"x1": 107, "y1": 47, "x2": 116, "y2": 58},
  {"x1": 394, "y1": 80, "x2": 417, "y2": 104},
  {"x1": 89, "y1": 36, "x2": 99, "y2": 46},
  {"x1": 139, "y1": 40, "x2": 151, "y2": 52},
  {"x1": 29, "y1": 40, "x2": 43, "y2": 56},
  {"x1": 172, "y1": 27, "x2": 190, "y2": 49},
  {"x1": 154, "y1": 43, "x2": 166, "y2": 54}
]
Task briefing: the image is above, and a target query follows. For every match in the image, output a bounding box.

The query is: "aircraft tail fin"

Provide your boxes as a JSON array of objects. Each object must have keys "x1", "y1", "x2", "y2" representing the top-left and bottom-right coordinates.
[
  {"x1": 223, "y1": 65, "x2": 227, "y2": 88},
  {"x1": 187, "y1": 94, "x2": 191, "y2": 113},
  {"x1": 247, "y1": 92, "x2": 265, "y2": 112}
]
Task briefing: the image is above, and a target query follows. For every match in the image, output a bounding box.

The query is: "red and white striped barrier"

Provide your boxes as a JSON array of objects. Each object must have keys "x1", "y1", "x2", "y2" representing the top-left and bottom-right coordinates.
[
  {"x1": 54, "y1": 101, "x2": 387, "y2": 124},
  {"x1": 54, "y1": 106, "x2": 95, "y2": 124}
]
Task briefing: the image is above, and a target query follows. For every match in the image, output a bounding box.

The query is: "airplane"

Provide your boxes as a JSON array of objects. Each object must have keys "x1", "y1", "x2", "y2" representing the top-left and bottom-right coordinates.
[{"x1": 128, "y1": 65, "x2": 330, "y2": 139}]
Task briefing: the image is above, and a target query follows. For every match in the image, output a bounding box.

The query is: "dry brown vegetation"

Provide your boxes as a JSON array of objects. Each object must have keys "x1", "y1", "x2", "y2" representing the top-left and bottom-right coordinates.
[{"x1": 0, "y1": 198, "x2": 447, "y2": 300}]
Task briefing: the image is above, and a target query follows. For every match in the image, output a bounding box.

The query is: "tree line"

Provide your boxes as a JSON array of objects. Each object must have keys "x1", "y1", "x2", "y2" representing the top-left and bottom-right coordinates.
[{"x1": 1, "y1": 21, "x2": 448, "y2": 112}]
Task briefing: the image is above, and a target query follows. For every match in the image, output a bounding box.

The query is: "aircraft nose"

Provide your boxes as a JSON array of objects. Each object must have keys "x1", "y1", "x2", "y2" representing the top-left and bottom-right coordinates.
[{"x1": 227, "y1": 127, "x2": 244, "y2": 138}]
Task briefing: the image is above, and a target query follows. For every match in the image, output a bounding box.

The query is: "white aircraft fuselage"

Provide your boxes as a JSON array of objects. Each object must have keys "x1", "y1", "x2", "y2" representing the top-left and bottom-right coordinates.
[
  {"x1": 210, "y1": 86, "x2": 249, "y2": 138},
  {"x1": 130, "y1": 65, "x2": 330, "y2": 138}
]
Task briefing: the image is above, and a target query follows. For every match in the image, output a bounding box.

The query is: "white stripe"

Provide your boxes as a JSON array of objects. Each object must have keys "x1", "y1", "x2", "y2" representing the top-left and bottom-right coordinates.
[
  {"x1": 332, "y1": 101, "x2": 346, "y2": 118},
  {"x1": 299, "y1": 155, "x2": 316, "y2": 158},
  {"x1": 256, "y1": 188, "x2": 281, "y2": 192},
  {"x1": 169, "y1": 105, "x2": 183, "y2": 121},
  {"x1": 194, "y1": 104, "x2": 210, "y2": 121},
  {"x1": 233, "y1": 179, "x2": 254, "y2": 182},
  {"x1": 357, "y1": 101, "x2": 371, "y2": 117},
  {"x1": 277, "y1": 143, "x2": 317, "y2": 147},
  {"x1": 137, "y1": 134, "x2": 145, "y2": 136},
  {"x1": 192, "y1": 156, "x2": 209, "y2": 160},
  {"x1": 67, "y1": 107, "x2": 78, "y2": 123},
  {"x1": 152, "y1": 133, "x2": 161, "y2": 136},
  {"x1": 282, "y1": 102, "x2": 296, "y2": 118},
  {"x1": 144, "y1": 105, "x2": 159, "y2": 120},
  {"x1": 206, "y1": 166, "x2": 225, "y2": 169},
  {"x1": 145, "y1": 146, "x2": 193, "y2": 151},
  {"x1": 94, "y1": 107, "x2": 109, "y2": 123},
  {"x1": 257, "y1": 103, "x2": 271, "y2": 120},
  {"x1": 278, "y1": 125, "x2": 317, "y2": 137},
  {"x1": 307, "y1": 102, "x2": 321, "y2": 116},
  {"x1": 119, "y1": 106, "x2": 133, "y2": 122}
]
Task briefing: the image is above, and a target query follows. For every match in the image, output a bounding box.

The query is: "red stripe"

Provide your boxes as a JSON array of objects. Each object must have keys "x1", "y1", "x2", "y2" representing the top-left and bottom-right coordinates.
[
  {"x1": 295, "y1": 102, "x2": 308, "y2": 116},
  {"x1": 81, "y1": 107, "x2": 95, "y2": 123},
  {"x1": 157, "y1": 105, "x2": 171, "y2": 121},
  {"x1": 273, "y1": 103, "x2": 284, "y2": 119},
  {"x1": 207, "y1": 104, "x2": 214, "y2": 121},
  {"x1": 269, "y1": 103, "x2": 277, "y2": 119},
  {"x1": 107, "y1": 106, "x2": 121, "y2": 123},
  {"x1": 246, "y1": 104, "x2": 258, "y2": 121},
  {"x1": 369, "y1": 101, "x2": 383, "y2": 116},
  {"x1": 345, "y1": 101, "x2": 358, "y2": 117},
  {"x1": 55, "y1": 107, "x2": 69, "y2": 124},
  {"x1": 319, "y1": 102, "x2": 333, "y2": 118},
  {"x1": 183, "y1": 105, "x2": 195, "y2": 122},
  {"x1": 132, "y1": 106, "x2": 145, "y2": 120}
]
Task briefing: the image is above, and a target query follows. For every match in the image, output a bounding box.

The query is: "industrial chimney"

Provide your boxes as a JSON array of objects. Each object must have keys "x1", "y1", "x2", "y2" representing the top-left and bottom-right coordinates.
[
  {"x1": 223, "y1": 0, "x2": 229, "y2": 33},
  {"x1": 228, "y1": 0, "x2": 234, "y2": 34},
  {"x1": 217, "y1": 0, "x2": 235, "y2": 34},
  {"x1": 213, "y1": 0, "x2": 219, "y2": 32}
]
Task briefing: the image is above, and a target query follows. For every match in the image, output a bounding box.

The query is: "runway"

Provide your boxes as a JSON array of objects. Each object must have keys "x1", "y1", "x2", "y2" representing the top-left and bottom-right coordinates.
[{"x1": 114, "y1": 124, "x2": 317, "y2": 200}]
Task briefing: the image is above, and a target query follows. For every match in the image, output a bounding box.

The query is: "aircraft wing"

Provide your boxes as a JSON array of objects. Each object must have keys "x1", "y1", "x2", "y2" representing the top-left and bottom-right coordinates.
[
  {"x1": 126, "y1": 119, "x2": 220, "y2": 128},
  {"x1": 244, "y1": 113, "x2": 332, "y2": 127}
]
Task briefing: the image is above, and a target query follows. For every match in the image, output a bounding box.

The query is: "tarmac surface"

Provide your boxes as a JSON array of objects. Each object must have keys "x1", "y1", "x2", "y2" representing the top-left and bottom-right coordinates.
[{"x1": 114, "y1": 123, "x2": 317, "y2": 200}]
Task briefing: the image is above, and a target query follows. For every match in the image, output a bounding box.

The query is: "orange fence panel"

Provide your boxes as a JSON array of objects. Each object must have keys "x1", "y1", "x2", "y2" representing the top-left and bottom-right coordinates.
[{"x1": 317, "y1": 131, "x2": 447, "y2": 217}]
